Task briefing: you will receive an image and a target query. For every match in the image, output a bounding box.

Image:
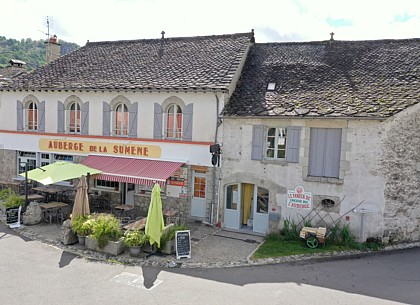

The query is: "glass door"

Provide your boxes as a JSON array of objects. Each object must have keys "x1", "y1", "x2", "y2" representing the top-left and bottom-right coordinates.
[{"x1": 224, "y1": 184, "x2": 241, "y2": 229}]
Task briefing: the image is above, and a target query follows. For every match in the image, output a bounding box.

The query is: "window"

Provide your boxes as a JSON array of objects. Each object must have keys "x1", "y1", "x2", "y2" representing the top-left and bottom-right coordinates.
[
  {"x1": 26, "y1": 101, "x2": 38, "y2": 131},
  {"x1": 41, "y1": 153, "x2": 50, "y2": 167},
  {"x1": 256, "y1": 187, "x2": 269, "y2": 214},
  {"x1": 69, "y1": 102, "x2": 81, "y2": 133},
  {"x1": 53, "y1": 154, "x2": 73, "y2": 162},
  {"x1": 252, "y1": 125, "x2": 300, "y2": 162},
  {"x1": 166, "y1": 104, "x2": 182, "y2": 139},
  {"x1": 225, "y1": 184, "x2": 238, "y2": 210},
  {"x1": 193, "y1": 175, "x2": 206, "y2": 198},
  {"x1": 114, "y1": 103, "x2": 128, "y2": 136},
  {"x1": 267, "y1": 82, "x2": 276, "y2": 90},
  {"x1": 266, "y1": 127, "x2": 287, "y2": 159},
  {"x1": 308, "y1": 128, "x2": 342, "y2": 178},
  {"x1": 95, "y1": 179, "x2": 119, "y2": 190},
  {"x1": 18, "y1": 151, "x2": 37, "y2": 174}
]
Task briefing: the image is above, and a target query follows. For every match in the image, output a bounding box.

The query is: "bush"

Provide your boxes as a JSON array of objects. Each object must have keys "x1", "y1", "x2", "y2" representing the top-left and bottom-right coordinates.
[
  {"x1": 3, "y1": 193, "x2": 25, "y2": 209},
  {"x1": 71, "y1": 214, "x2": 94, "y2": 236},
  {"x1": 0, "y1": 188, "x2": 14, "y2": 201},
  {"x1": 160, "y1": 224, "x2": 188, "y2": 248},
  {"x1": 90, "y1": 214, "x2": 122, "y2": 248},
  {"x1": 123, "y1": 229, "x2": 148, "y2": 247},
  {"x1": 281, "y1": 218, "x2": 300, "y2": 241}
]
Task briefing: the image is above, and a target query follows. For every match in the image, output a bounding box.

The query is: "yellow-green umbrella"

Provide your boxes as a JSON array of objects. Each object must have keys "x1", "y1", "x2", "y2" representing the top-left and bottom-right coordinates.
[
  {"x1": 145, "y1": 183, "x2": 164, "y2": 248},
  {"x1": 20, "y1": 161, "x2": 102, "y2": 185}
]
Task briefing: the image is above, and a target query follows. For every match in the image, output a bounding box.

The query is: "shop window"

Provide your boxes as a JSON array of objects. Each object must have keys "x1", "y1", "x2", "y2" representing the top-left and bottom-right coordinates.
[
  {"x1": 53, "y1": 154, "x2": 73, "y2": 162},
  {"x1": 18, "y1": 151, "x2": 37, "y2": 174},
  {"x1": 95, "y1": 179, "x2": 119, "y2": 191}
]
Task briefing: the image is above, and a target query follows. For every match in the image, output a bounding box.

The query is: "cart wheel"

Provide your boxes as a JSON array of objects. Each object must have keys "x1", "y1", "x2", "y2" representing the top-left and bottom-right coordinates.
[{"x1": 306, "y1": 236, "x2": 319, "y2": 248}]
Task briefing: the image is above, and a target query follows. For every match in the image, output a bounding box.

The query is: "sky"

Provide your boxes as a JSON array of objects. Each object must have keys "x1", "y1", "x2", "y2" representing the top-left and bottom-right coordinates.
[{"x1": 2, "y1": 0, "x2": 419, "y2": 46}]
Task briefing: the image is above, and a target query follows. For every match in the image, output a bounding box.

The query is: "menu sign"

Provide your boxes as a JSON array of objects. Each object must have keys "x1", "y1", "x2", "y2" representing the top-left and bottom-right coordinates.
[
  {"x1": 6, "y1": 206, "x2": 22, "y2": 228},
  {"x1": 175, "y1": 230, "x2": 191, "y2": 259}
]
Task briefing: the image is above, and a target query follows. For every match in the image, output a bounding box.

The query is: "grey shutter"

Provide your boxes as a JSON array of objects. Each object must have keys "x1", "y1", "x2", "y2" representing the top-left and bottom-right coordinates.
[
  {"x1": 286, "y1": 126, "x2": 301, "y2": 163},
  {"x1": 81, "y1": 102, "x2": 89, "y2": 135},
  {"x1": 128, "y1": 102, "x2": 138, "y2": 138},
  {"x1": 16, "y1": 100, "x2": 23, "y2": 131},
  {"x1": 182, "y1": 103, "x2": 193, "y2": 141},
  {"x1": 38, "y1": 101, "x2": 45, "y2": 132},
  {"x1": 324, "y1": 129, "x2": 342, "y2": 178},
  {"x1": 153, "y1": 103, "x2": 163, "y2": 139},
  {"x1": 251, "y1": 125, "x2": 264, "y2": 160},
  {"x1": 308, "y1": 128, "x2": 341, "y2": 178},
  {"x1": 102, "y1": 102, "x2": 111, "y2": 136},
  {"x1": 57, "y1": 101, "x2": 65, "y2": 133}
]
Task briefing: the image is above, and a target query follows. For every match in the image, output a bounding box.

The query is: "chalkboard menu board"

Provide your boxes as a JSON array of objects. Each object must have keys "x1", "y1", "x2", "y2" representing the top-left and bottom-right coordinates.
[
  {"x1": 6, "y1": 206, "x2": 22, "y2": 228},
  {"x1": 175, "y1": 230, "x2": 191, "y2": 259}
]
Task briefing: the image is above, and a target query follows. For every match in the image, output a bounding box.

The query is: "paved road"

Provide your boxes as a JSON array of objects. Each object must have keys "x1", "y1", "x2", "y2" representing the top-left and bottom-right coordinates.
[{"x1": 1, "y1": 222, "x2": 419, "y2": 305}]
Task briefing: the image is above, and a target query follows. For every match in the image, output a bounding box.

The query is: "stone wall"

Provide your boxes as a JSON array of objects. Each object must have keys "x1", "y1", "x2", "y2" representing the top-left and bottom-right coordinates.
[
  {"x1": 380, "y1": 104, "x2": 420, "y2": 243},
  {"x1": 0, "y1": 149, "x2": 17, "y2": 180}
]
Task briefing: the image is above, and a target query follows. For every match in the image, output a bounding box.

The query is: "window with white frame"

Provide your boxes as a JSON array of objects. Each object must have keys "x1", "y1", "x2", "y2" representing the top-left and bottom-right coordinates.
[
  {"x1": 26, "y1": 101, "x2": 38, "y2": 131},
  {"x1": 266, "y1": 127, "x2": 287, "y2": 159},
  {"x1": 165, "y1": 104, "x2": 182, "y2": 139},
  {"x1": 69, "y1": 102, "x2": 81, "y2": 133},
  {"x1": 17, "y1": 151, "x2": 37, "y2": 174},
  {"x1": 114, "y1": 103, "x2": 128, "y2": 136},
  {"x1": 53, "y1": 154, "x2": 73, "y2": 162},
  {"x1": 95, "y1": 179, "x2": 119, "y2": 191}
]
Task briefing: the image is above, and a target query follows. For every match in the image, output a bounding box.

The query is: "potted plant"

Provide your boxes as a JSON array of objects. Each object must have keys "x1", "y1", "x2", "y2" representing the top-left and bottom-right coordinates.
[
  {"x1": 71, "y1": 214, "x2": 94, "y2": 246},
  {"x1": 160, "y1": 224, "x2": 188, "y2": 255},
  {"x1": 123, "y1": 229, "x2": 148, "y2": 257},
  {"x1": 86, "y1": 214, "x2": 124, "y2": 255}
]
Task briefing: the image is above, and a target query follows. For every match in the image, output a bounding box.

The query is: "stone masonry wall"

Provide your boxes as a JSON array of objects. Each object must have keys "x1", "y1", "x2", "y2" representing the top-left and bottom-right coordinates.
[{"x1": 380, "y1": 104, "x2": 420, "y2": 243}]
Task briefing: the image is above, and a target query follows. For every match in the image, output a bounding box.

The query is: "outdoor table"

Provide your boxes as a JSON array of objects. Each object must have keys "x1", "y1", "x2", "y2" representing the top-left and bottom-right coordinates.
[
  {"x1": 163, "y1": 210, "x2": 179, "y2": 225},
  {"x1": 112, "y1": 204, "x2": 134, "y2": 218},
  {"x1": 32, "y1": 186, "x2": 64, "y2": 202},
  {"x1": 123, "y1": 217, "x2": 147, "y2": 231},
  {"x1": 21, "y1": 194, "x2": 45, "y2": 202},
  {"x1": 0, "y1": 180, "x2": 21, "y2": 193},
  {"x1": 39, "y1": 202, "x2": 68, "y2": 223}
]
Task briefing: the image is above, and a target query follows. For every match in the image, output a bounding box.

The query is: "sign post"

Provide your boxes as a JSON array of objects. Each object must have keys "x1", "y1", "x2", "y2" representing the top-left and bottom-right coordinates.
[{"x1": 175, "y1": 230, "x2": 191, "y2": 259}]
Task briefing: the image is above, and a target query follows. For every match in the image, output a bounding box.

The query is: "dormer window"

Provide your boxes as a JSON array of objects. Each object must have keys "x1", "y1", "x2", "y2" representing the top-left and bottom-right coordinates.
[{"x1": 267, "y1": 82, "x2": 276, "y2": 91}]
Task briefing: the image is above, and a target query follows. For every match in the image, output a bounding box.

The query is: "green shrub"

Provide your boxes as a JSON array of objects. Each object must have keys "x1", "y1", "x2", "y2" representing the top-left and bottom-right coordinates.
[
  {"x1": 3, "y1": 193, "x2": 25, "y2": 208},
  {"x1": 123, "y1": 229, "x2": 148, "y2": 247},
  {"x1": 71, "y1": 214, "x2": 94, "y2": 236},
  {"x1": 90, "y1": 214, "x2": 122, "y2": 248},
  {"x1": 281, "y1": 218, "x2": 300, "y2": 241},
  {"x1": 160, "y1": 224, "x2": 188, "y2": 248},
  {"x1": 0, "y1": 188, "x2": 14, "y2": 201}
]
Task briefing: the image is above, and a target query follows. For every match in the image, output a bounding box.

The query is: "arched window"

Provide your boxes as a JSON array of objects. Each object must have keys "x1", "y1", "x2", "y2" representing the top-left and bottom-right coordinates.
[
  {"x1": 27, "y1": 101, "x2": 38, "y2": 131},
  {"x1": 166, "y1": 104, "x2": 182, "y2": 139},
  {"x1": 115, "y1": 103, "x2": 128, "y2": 136},
  {"x1": 69, "y1": 102, "x2": 81, "y2": 133}
]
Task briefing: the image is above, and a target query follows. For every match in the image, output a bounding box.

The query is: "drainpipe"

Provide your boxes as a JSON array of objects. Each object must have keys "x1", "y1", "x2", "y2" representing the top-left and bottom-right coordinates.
[{"x1": 210, "y1": 93, "x2": 222, "y2": 224}]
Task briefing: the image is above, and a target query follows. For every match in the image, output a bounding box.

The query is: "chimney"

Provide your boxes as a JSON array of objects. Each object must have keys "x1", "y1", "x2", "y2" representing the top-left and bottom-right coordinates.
[
  {"x1": 44, "y1": 34, "x2": 61, "y2": 64},
  {"x1": 159, "y1": 31, "x2": 165, "y2": 59}
]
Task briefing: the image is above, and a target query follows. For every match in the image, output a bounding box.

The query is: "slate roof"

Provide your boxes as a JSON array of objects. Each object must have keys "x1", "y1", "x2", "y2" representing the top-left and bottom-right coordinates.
[
  {"x1": 4, "y1": 32, "x2": 254, "y2": 92},
  {"x1": 223, "y1": 38, "x2": 420, "y2": 118}
]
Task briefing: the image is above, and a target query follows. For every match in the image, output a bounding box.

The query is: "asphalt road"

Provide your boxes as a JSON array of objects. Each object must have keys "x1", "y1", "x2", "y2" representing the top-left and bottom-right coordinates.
[{"x1": 1, "y1": 222, "x2": 419, "y2": 305}]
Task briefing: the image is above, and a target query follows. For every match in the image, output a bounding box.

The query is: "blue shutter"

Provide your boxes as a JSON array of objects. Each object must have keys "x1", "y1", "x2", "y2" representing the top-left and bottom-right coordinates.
[
  {"x1": 182, "y1": 103, "x2": 193, "y2": 141},
  {"x1": 57, "y1": 101, "x2": 65, "y2": 133},
  {"x1": 128, "y1": 102, "x2": 138, "y2": 138},
  {"x1": 251, "y1": 125, "x2": 264, "y2": 160},
  {"x1": 153, "y1": 103, "x2": 163, "y2": 139},
  {"x1": 38, "y1": 101, "x2": 45, "y2": 132},
  {"x1": 324, "y1": 129, "x2": 342, "y2": 178},
  {"x1": 308, "y1": 128, "x2": 341, "y2": 178},
  {"x1": 286, "y1": 126, "x2": 301, "y2": 163},
  {"x1": 102, "y1": 102, "x2": 111, "y2": 136},
  {"x1": 81, "y1": 102, "x2": 89, "y2": 135},
  {"x1": 16, "y1": 100, "x2": 23, "y2": 131}
]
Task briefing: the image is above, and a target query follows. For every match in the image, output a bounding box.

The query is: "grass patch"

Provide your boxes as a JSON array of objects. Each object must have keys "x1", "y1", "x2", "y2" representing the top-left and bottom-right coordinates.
[{"x1": 252, "y1": 234, "x2": 355, "y2": 259}]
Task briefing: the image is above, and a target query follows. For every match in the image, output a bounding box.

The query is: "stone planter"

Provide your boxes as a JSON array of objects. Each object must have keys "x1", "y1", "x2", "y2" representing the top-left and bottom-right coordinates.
[
  {"x1": 78, "y1": 235, "x2": 86, "y2": 246},
  {"x1": 85, "y1": 236, "x2": 125, "y2": 256},
  {"x1": 161, "y1": 239, "x2": 175, "y2": 255}
]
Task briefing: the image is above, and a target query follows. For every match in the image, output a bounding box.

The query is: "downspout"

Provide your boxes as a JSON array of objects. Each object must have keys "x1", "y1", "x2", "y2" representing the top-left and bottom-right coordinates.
[{"x1": 210, "y1": 93, "x2": 222, "y2": 224}]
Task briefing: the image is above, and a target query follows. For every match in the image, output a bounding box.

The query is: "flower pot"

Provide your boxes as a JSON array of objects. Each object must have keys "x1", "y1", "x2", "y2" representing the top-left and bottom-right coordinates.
[
  {"x1": 129, "y1": 246, "x2": 142, "y2": 257},
  {"x1": 161, "y1": 239, "x2": 175, "y2": 255},
  {"x1": 78, "y1": 235, "x2": 86, "y2": 246}
]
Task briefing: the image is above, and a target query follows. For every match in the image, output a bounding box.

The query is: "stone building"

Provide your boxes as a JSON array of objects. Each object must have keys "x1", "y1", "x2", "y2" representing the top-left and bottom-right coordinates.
[
  {"x1": 219, "y1": 37, "x2": 420, "y2": 242},
  {"x1": 0, "y1": 31, "x2": 254, "y2": 222}
]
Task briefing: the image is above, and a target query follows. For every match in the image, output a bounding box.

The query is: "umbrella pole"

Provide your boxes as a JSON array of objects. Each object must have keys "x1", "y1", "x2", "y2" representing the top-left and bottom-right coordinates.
[{"x1": 145, "y1": 243, "x2": 163, "y2": 258}]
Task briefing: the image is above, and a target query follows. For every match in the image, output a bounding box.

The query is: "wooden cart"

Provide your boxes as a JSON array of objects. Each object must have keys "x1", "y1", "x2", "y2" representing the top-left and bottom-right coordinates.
[{"x1": 299, "y1": 227, "x2": 328, "y2": 248}]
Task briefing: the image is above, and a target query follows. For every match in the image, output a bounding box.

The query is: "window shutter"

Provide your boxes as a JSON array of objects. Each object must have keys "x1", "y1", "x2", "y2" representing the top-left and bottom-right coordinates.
[
  {"x1": 128, "y1": 102, "x2": 138, "y2": 138},
  {"x1": 81, "y1": 102, "x2": 89, "y2": 135},
  {"x1": 182, "y1": 103, "x2": 193, "y2": 141},
  {"x1": 286, "y1": 126, "x2": 301, "y2": 163},
  {"x1": 251, "y1": 125, "x2": 264, "y2": 160},
  {"x1": 38, "y1": 101, "x2": 45, "y2": 132},
  {"x1": 16, "y1": 100, "x2": 23, "y2": 131},
  {"x1": 153, "y1": 103, "x2": 163, "y2": 139},
  {"x1": 324, "y1": 129, "x2": 342, "y2": 178},
  {"x1": 102, "y1": 102, "x2": 111, "y2": 136},
  {"x1": 57, "y1": 101, "x2": 65, "y2": 133}
]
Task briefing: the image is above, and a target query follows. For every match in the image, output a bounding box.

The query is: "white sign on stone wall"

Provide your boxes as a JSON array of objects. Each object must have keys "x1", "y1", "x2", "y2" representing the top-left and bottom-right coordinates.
[{"x1": 287, "y1": 185, "x2": 312, "y2": 210}]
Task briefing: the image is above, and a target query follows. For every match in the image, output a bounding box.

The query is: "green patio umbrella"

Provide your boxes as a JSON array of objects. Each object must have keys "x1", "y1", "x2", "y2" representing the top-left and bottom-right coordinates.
[
  {"x1": 145, "y1": 183, "x2": 165, "y2": 248},
  {"x1": 20, "y1": 161, "x2": 102, "y2": 185}
]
